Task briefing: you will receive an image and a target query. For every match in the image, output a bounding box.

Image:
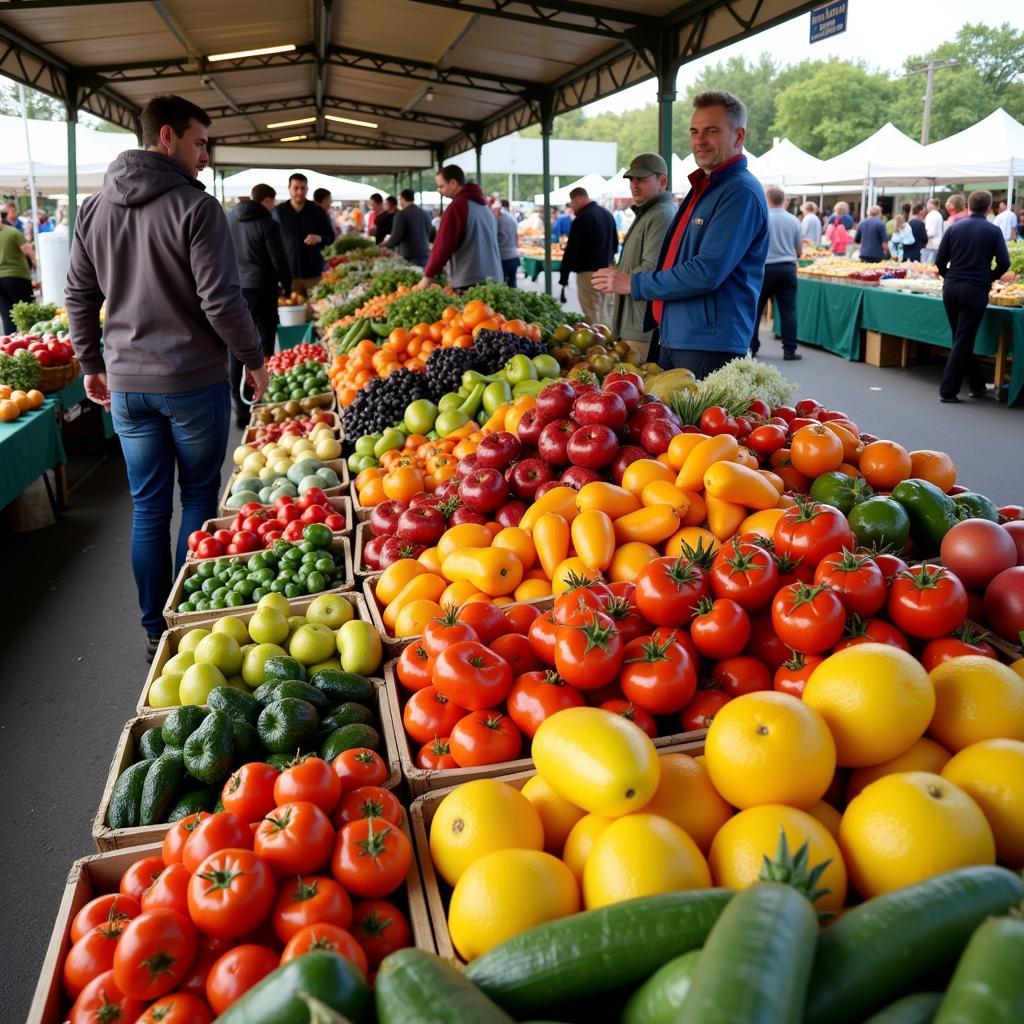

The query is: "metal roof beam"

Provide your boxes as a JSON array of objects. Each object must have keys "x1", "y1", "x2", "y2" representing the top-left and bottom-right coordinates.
[{"x1": 89, "y1": 47, "x2": 316, "y2": 80}]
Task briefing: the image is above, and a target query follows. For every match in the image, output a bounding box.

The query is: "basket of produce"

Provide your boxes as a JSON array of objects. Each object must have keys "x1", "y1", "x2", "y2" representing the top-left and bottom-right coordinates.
[
  {"x1": 38, "y1": 354, "x2": 80, "y2": 392},
  {"x1": 220, "y1": 456, "x2": 349, "y2": 515},
  {"x1": 253, "y1": 358, "x2": 333, "y2": 410}
]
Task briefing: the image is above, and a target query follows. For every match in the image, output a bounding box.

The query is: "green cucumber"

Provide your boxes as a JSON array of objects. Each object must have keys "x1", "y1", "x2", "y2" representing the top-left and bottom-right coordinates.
[
  {"x1": 319, "y1": 702, "x2": 375, "y2": 735},
  {"x1": 161, "y1": 705, "x2": 208, "y2": 748},
  {"x1": 208, "y1": 685, "x2": 259, "y2": 726},
  {"x1": 891, "y1": 478, "x2": 958, "y2": 554},
  {"x1": 620, "y1": 950, "x2": 700, "y2": 1024},
  {"x1": 138, "y1": 728, "x2": 166, "y2": 760},
  {"x1": 167, "y1": 788, "x2": 216, "y2": 821},
  {"x1": 321, "y1": 723, "x2": 379, "y2": 762},
  {"x1": 865, "y1": 993, "x2": 944, "y2": 1024},
  {"x1": 274, "y1": 679, "x2": 331, "y2": 712},
  {"x1": 465, "y1": 890, "x2": 732, "y2": 1015},
  {"x1": 934, "y1": 915, "x2": 1024, "y2": 1024},
  {"x1": 106, "y1": 759, "x2": 153, "y2": 829},
  {"x1": 258, "y1": 697, "x2": 320, "y2": 753},
  {"x1": 679, "y1": 883, "x2": 817, "y2": 1023},
  {"x1": 312, "y1": 669, "x2": 375, "y2": 705},
  {"x1": 805, "y1": 865, "x2": 1024, "y2": 1024},
  {"x1": 139, "y1": 750, "x2": 185, "y2": 826},
  {"x1": 376, "y1": 948, "x2": 515, "y2": 1024}
]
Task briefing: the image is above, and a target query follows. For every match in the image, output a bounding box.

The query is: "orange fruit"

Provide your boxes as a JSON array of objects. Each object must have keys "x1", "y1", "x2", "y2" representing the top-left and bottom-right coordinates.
[
  {"x1": 0, "y1": 384, "x2": 10, "y2": 399},
  {"x1": 839, "y1": 772, "x2": 995, "y2": 898},
  {"x1": 641, "y1": 753, "x2": 733, "y2": 853},
  {"x1": 858, "y1": 440, "x2": 912, "y2": 489},
  {"x1": 26, "y1": 388, "x2": 44, "y2": 409},
  {"x1": 0, "y1": 399, "x2": 19, "y2": 422},
  {"x1": 822, "y1": 421, "x2": 863, "y2": 463},
  {"x1": 846, "y1": 736, "x2": 951, "y2": 801},
  {"x1": 789, "y1": 423, "x2": 844, "y2": 477},
  {"x1": 10, "y1": 390, "x2": 32, "y2": 412},
  {"x1": 928, "y1": 656, "x2": 1024, "y2": 751},
  {"x1": 704, "y1": 691, "x2": 836, "y2": 809},
  {"x1": 908, "y1": 449, "x2": 956, "y2": 492},
  {"x1": 382, "y1": 466, "x2": 423, "y2": 502}
]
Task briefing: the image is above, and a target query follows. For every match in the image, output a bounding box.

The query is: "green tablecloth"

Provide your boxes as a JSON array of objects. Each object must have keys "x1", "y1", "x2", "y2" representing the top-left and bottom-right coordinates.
[
  {"x1": 773, "y1": 277, "x2": 865, "y2": 360},
  {"x1": 277, "y1": 323, "x2": 316, "y2": 350},
  {"x1": 0, "y1": 398, "x2": 66, "y2": 510},
  {"x1": 54, "y1": 374, "x2": 116, "y2": 439},
  {"x1": 522, "y1": 256, "x2": 562, "y2": 282}
]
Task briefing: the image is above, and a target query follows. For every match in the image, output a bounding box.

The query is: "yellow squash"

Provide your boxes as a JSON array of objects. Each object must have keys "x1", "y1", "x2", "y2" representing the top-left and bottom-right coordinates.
[
  {"x1": 534, "y1": 512, "x2": 571, "y2": 580},
  {"x1": 441, "y1": 546, "x2": 524, "y2": 597},
  {"x1": 570, "y1": 509, "x2": 616, "y2": 572},
  {"x1": 520, "y1": 486, "x2": 579, "y2": 532},
  {"x1": 613, "y1": 504, "x2": 681, "y2": 546},
  {"x1": 575, "y1": 481, "x2": 641, "y2": 519},
  {"x1": 677, "y1": 434, "x2": 739, "y2": 491}
]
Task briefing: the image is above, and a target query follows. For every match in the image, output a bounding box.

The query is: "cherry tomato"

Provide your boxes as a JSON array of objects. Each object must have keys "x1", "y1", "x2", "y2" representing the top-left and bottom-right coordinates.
[
  {"x1": 635, "y1": 556, "x2": 710, "y2": 627},
  {"x1": 773, "y1": 651, "x2": 824, "y2": 698},
  {"x1": 708, "y1": 538, "x2": 780, "y2": 612},
  {"x1": 600, "y1": 699, "x2": 658, "y2": 738},
  {"x1": 281, "y1": 923, "x2": 368, "y2": 978},
  {"x1": 746, "y1": 423, "x2": 787, "y2": 457},
  {"x1": 814, "y1": 550, "x2": 887, "y2": 617},
  {"x1": 422, "y1": 606, "x2": 479, "y2": 657},
  {"x1": 507, "y1": 669, "x2": 586, "y2": 738},
  {"x1": 920, "y1": 632, "x2": 998, "y2": 671},
  {"x1": 620, "y1": 633, "x2": 697, "y2": 715},
  {"x1": 680, "y1": 690, "x2": 731, "y2": 731},
  {"x1": 456, "y1": 601, "x2": 509, "y2": 644},
  {"x1": 432, "y1": 640, "x2": 514, "y2": 710},
  {"x1": 332, "y1": 816, "x2": 413, "y2": 898},
  {"x1": 490, "y1": 632, "x2": 541, "y2": 677},
  {"x1": 395, "y1": 642, "x2": 435, "y2": 691},
  {"x1": 119, "y1": 856, "x2": 165, "y2": 903},
  {"x1": 745, "y1": 614, "x2": 791, "y2": 670},
  {"x1": 887, "y1": 564, "x2": 968, "y2": 640},
  {"x1": 254, "y1": 802, "x2": 335, "y2": 876},
  {"x1": 64, "y1": 919, "x2": 125, "y2": 999},
  {"x1": 773, "y1": 500, "x2": 855, "y2": 569},
  {"x1": 187, "y1": 848, "x2": 276, "y2": 939},
  {"x1": 771, "y1": 582, "x2": 847, "y2": 654},
  {"x1": 272, "y1": 875, "x2": 353, "y2": 944},
  {"x1": 332, "y1": 748, "x2": 388, "y2": 792},
  {"x1": 351, "y1": 899, "x2": 412, "y2": 969},
  {"x1": 712, "y1": 655, "x2": 773, "y2": 697},
  {"x1": 833, "y1": 616, "x2": 911, "y2": 652},
  {"x1": 142, "y1": 862, "x2": 191, "y2": 918},
  {"x1": 162, "y1": 812, "x2": 212, "y2": 866},
  {"x1": 527, "y1": 609, "x2": 559, "y2": 666},
  {"x1": 112, "y1": 909, "x2": 197, "y2": 1000},
  {"x1": 138, "y1": 992, "x2": 213, "y2": 1023},
  {"x1": 183, "y1": 813, "x2": 253, "y2": 874},
  {"x1": 69, "y1": 970, "x2": 147, "y2": 1024},
  {"x1": 335, "y1": 785, "x2": 403, "y2": 827},
  {"x1": 222, "y1": 763, "x2": 280, "y2": 822},
  {"x1": 71, "y1": 894, "x2": 140, "y2": 944},
  {"x1": 554, "y1": 610, "x2": 624, "y2": 690},
  {"x1": 416, "y1": 737, "x2": 458, "y2": 770},
  {"x1": 205, "y1": 944, "x2": 280, "y2": 1015},
  {"x1": 449, "y1": 711, "x2": 523, "y2": 767},
  {"x1": 690, "y1": 597, "x2": 751, "y2": 660},
  {"x1": 402, "y1": 686, "x2": 468, "y2": 746},
  {"x1": 503, "y1": 602, "x2": 541, "y2": 635},
  {"x1": 274, "y1": 756, "x2": 342, "y2": 816}
]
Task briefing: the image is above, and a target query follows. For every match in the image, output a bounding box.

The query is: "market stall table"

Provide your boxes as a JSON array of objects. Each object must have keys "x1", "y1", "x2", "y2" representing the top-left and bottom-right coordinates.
[
  {"x1": 0, "y1": 398, "x2": 67, "y2": 511},
  {"x1": 52, "y1": 375, "x2": 115, "y2": 439},
  {"x1": 522, "y1": 256, "x2": 562, "y2": 282},
  {"x1": 773, "y1": 276, "x2": 865, "y2": 360}
]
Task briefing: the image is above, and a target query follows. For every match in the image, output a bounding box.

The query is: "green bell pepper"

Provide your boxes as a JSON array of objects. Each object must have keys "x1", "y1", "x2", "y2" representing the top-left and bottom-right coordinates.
[{"x1": 890, "y1": 479, "x2": 958, "y2": 554}]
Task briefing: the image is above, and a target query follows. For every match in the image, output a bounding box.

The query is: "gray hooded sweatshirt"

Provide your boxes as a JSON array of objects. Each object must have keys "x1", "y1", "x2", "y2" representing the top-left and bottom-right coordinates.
[{"x1": 65, "y1": 150, "x2": 264, "y2": 394}]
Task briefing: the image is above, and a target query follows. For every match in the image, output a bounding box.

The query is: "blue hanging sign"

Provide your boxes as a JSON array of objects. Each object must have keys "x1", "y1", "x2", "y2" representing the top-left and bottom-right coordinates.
[{"x1": 810, "y1": 1, "x2": 848, "y2": 43}]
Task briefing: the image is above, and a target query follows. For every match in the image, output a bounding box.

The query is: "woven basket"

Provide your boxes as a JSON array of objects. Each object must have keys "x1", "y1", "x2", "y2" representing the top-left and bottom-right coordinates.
[{"x1": 38, "y1": 357, "x2": 80, "y2": 393}]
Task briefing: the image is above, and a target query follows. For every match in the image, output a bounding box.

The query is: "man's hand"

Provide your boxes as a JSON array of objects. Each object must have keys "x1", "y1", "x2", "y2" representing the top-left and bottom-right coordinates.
[
  {"x1": 412, "y1": 276, "x2": 431, "y2": 292},
  {"x1": 592, "y1": 268, "x2": 632, "y2": 295},
  {"x1": 246, "y1": 365, "x2": 270, "y2": 402},
  {"x1": 84, "y1": 372, "x2": 110, "y2": 411},
  {"x1": 303, "y1": 234, "x2": 322, "y2": 246}
]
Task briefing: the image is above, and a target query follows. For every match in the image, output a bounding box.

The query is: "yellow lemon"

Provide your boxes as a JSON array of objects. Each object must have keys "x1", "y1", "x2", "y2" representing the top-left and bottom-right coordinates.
[
  {"x1": 708, "y1": 804, "x2": 847, "y2": 914},
  {"x1": 928, "y1": 656, "x2": 1024, "y2": 752},
  {"x1": 561, "y1": 813, "x2": 613, "y2": 884},
  {"x1": 806, "y1": 800, "x2": 842, "y2": 842},
  {"x1": 803, "y1": 644, "x2": 935, "y2": 767},
  {"x1": 942, "y1": 738, "x2": 1024, "y2": 869},
  {"x1": 448, "y1": 849, "x2": 579, "y2": 961},
  {"x1": 583, "y1": 813, "x2": 710, "y2": 909},
  {"x1": 839, "y1": 771, "x2": 995, "y2": 898},
  {"x1": 429, "y1": 779, "x2": 544, "y2": 886},
  {"x1": 846, "y1": 736, "x2": 952, "y2": 802},
  {"x1": 704, "y1": 691, "x2": 836, "y2": 810},
  {"x1": 640, "y1": 753, "x2": 733, "y2": 853},
  {"x1": 521, "y1": 774, "x2": 586, "y2": 857}
]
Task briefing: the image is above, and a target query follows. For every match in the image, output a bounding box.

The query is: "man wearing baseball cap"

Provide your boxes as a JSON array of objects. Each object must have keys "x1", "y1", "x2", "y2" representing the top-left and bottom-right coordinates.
[
  {"x1": 608, "y1": 153, "x2": 676, "y2": 365},
  {"x1": 594, "y1": 91, "x2": 768, "y2": 378}
]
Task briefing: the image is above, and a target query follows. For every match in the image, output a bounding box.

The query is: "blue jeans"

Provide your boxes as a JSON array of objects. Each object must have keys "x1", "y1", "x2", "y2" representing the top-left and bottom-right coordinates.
[{"x1": 111, "y1": 381, "x2": 230, "y2": 636}]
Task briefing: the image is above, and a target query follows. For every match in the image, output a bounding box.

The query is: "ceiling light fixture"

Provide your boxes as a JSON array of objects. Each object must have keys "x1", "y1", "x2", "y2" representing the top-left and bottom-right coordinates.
[
  {"x1": 325, "y1": 114, "x2": 378, "y2": 129},
  {"x1": 280, "y1": 135, "x2": 307, "y2": 142},
  {"x1": 208, "y1": 43, "x2": 296, "y2": 62},
  {"x1": 425, "y1": 87, "x2": 434, "y2": 103},
  {"x1": 266, "y1": 116, "x2": 316, "y2": 129}
]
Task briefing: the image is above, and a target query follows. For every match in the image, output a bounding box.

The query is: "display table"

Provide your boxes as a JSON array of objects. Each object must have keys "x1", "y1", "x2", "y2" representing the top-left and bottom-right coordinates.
[
  {"x1": 773, "y1": 277, "x2": 865, "y2": 360},
  {"x1": 0, "y1": 398, "x2": 67, "y2": 511},
  {"x1": 277, "y1": 323, "x2": 315, "y2": 350},
  {"x1": 53, "y1": 375, "x2": 116, "y2": 439},
  {"x1": 522, "y1": 256, "x2": 562, "y2": 282}
]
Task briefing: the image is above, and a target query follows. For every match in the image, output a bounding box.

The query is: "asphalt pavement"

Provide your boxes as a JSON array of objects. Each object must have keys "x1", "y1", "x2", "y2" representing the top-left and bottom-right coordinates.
[{"x1": 3, "y1": 317, "x2": 1022, "y2": 1019}]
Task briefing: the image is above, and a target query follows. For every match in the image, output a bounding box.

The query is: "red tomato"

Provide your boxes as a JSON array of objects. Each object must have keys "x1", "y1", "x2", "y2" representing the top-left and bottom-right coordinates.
[
  {"x1": 422, "y1": 606, "x2": 479, "y2": 657},
  {"x1": 113, "y1": 909, "x2": 197, "y2": 1000},
  {"x1": 527, "y1": 609, "x2": 559, "y2": 666},
  {"x1": 503, "y1": 602, "x2": 541, "y2": 635},
  {"x1": 940, "y1": 518, "x2": 1019, "y2": 591},
  {"x1": 142, "y1": 862, "x2": 191, "y2": 918},
  {"x1": 119, "y1": 856, "x2": 165, "y2": 903},
  {"x1": 774, "y1": 551, "x2": 816, "y2": 590},
  {"x1": 690, "y1": 597, "x2": 751, "y2": 660},
  {"x1": 814, "y1": 550, "x2": 886, "y2": 617},
  {"x1": 402, "y1": 686, "x2": 468, "y2": 746},
  {"x1": 274, "y1": 756, "x2": 342, "y2": 816},
  {"x1": 744, "y1": 614, "x2": 792, "y2": 670},
  {"x1": 351, "y1": 899, "x2": 412, "y2": 969},
  {"x1": 395, "y1": 642, "x2": 435, "y2": 691},
  {"x1": 773, "y1": 651, "x2": 824, "y2": 698},
  {"x1": 634, "y1": 557, "x2": 710, "y2": 627},
  {"x1": 272, "y1": 875, "x2": 353, "y2": 944},
  {"x1": 709, "y1": 539, "x2": 779, "y2": 611},
  {"x1": 69, "y1": 971, "x2": 147, "y2": 1024},
  {"x1": 205, "y1": 944, "x2": 280, "y2": 1015},
  {"x1": 554, "y1": 610, "x2": 624, "y2": 690},
  {"x1": 188, "y1": 530, "x2": 211, "y2": 552},
  {"x1": 746, "y1": 423, "x2": 787, "y2": 457},
  {"x1": 507, "y1": 669, "x2": 586, "y2": 738},
  {"x1": 281, "y1": 923, "x2": 368, "y2": 977},
  {"x1": 773, "y1": 500, "x2": 855, "y2": 569},
  {"x1": 872, "y1": 552, "x2": 909, "y2": 584},
  {"x1": 71, "y1": 894, "x2": 140, "y2": 944},
  {"x1": 416, "y1": 737, "x2": 458, "y2": 770},
  {"x1": 553, "y1": 582, "x2": 613, "y2": 625},
  {"x1": 700, "y1": 405, "x2": 739, "y2": 436},
  {"x1": 432, "y1": 640, "x2": 514, "y2": 710},
  {"x1": 254, "y1": 802, "x2": 335, "y2": 876},
  {"x1": 183, "y1": 813, "x2": 253, "y2": 874},
  {"x1": 490, "y1": 632, "x2": 541, "y2": 677},
  {"x1": 599, "y1": 585, "x2": 651, "y2": 645},
  {"x1": 325, "y1": 513, "x2": 346, "y2": 531},
  {"x1": 162, "y1": 812, "x2": 212, "y2": 866},
  {"x1": 177, "y1": 935, "x2": 230, "y2": 1000},
  {"x1": 832, "y1": 616, "x2": 911, "y2": 652},
  {"x1": 456, "y1": 601, "x2": 510, "y2": 644},
  {"x1": 449, "y1": 711, "x2": 523, "y2": 767},
  {"x1": 187, "y1": 848, "x2": 275, "y2": 940},
  {"x1": 222, "y1": 763, "x2": 280, "y2": 822},
  {"x1": 680, "y1": 690, "x2": 731, "y2": 731},
  {"x1": 64, "y1": 920, "x2": 125, "y2": 999},
  {"x1": 620, "y1": 633, "x2": 697, "y2": 715},
  {"x1": 138, "y1": 992, "x2": 213, "y2": 1024},
  {"x1": 332, "y1": 748, "x2": 388, "y2": 792},
  {"x1": 771, "y1": 582, "x2": 847, "y2": 654},
  {"x1": 887, "y1": 564, "x2": 968, "y2": 640},
  {"x1": 332, "y1": 816, "x2": 413, "y2": 898},
  {"x1": 600, "y1": 699, "x2": 658, "y2": 738},
  {"x1": 335, "y1": 785, "x2": 403, "y2": 827},
  {"x1": 920, "y1": 632, "x2": 998, "y2": 672},
  {"x1": 712, "y1": 655, "x2": 773, "y2": 697},
  {"x1": 197, "y1": 537, "x2": 225, "y2": 559}
]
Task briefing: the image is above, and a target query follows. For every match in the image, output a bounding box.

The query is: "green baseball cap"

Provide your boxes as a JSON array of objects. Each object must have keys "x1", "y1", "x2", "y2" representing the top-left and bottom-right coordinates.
[{"x1": 624, "y1": 153, "x2": 668, "y2": 178}]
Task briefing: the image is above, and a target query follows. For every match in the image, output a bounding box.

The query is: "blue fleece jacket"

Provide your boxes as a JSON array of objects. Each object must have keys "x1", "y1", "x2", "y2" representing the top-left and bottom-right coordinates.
[{"x1": 632, "y1": 157, "x2": 768, "y2": 354}]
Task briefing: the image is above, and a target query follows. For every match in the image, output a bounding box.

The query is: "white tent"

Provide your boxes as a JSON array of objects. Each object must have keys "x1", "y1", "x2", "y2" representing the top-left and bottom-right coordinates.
[
  {"x1": 789, "y1": 123, "x2": 926, "y2": 188},
  {"x1": 752, "y1": 139, "x2": 828, "y2": 188},
  {"x1": 533, "y1": 172, "x2": 608, "y2": 205},
  {"x1": 219, "y1": 168, "x2": 377, "y2": 201},
  {"x1": 673, "y1": 149, "x2": 762, "y2": 183}
]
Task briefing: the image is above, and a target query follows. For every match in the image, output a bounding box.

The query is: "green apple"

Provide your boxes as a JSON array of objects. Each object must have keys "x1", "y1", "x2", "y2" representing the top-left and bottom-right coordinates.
[
  {"x1": 257, "y1": 592, "x2": 291, "y2": 617},
  {"x1": 147, "y1": 675, "x2": 180, "y2": 709},
  {"x1": 241, "y1": 642, "x2": 288, "y2": 687},
  {"x1": 225, "y1": 675, "x2": 248, "y2": 691},
  {"x1": 305, "y1": 594, "x2": 354, "y2": 629},
  {"x1": 179, "y1": 662, "x2": 226, "y2": 705},
  {"x1": 286, "y1": 615, "x2": 307, "y2": 640},
  {"x1": 337, "y1": 620, "x2": 383, "y2": 676},
  {"x1": 248, "y1": 607, "x2": 289, "y2": 645},
  {"x1": 308, "y1": 657, "x2": 342, "y2": 676},
  {"x1": 532, "y1": 353, "x2": 561, "y2": 379},
  {"x1": 404, "y1": 399, "x2": 438, "y2": 435},
  {"x1": 290, "y1": 623, "x2": 337, "y2": 666},
  {"x1": 162, "y1": 650, "x2": 195, "y2": 683},
  {"x1": 193, "y1": 632, "x2": 243, "y2": 677},
  {"x1": 212, "y1": 616, "x2": 250, "y2": 646},
  {"x1": 177, "y1": 628, "x2": 210, "y2": 656}
]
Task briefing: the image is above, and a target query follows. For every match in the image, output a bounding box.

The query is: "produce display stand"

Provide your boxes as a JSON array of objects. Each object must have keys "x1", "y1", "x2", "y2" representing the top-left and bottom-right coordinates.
[
  {"x1": 163, "y1": 535, "x2": 354, "y2": 629},
  {"x1": 410, "y1": 738, "x2": 707, "y2": 962},
  {"x1": 218, "y1": 458, "x2": 350, "y2": 515},
  {"x1": 354, "y1": 519, "x2": 372, "y2": 577},
  {"x1": 350, "y1": 481, "x2": 372, "y2": 522},
  {"x1": 0, "y1": 398, "x2": 67, "y2": 512},
  {"x1": 383, "y1": 658, "x2": 707, "y2": 797},
  {"x1": 139, "y1": 590, "x2": 372, "y2": 712},
  {"x1": 242, "y1": 408, "x2": 343, "y2": 445}
]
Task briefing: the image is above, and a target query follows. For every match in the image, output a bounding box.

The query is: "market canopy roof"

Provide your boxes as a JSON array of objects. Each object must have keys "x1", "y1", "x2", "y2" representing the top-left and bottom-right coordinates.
[
  {"x1": 790, "y1": 122, "x2": 927, "y2": 187},
  {"x1": 534, "y1": 172, "x2": 609, "y2": 206},
  {"x1": 220, "y1": 167, "x2": 377, "y2": 200},
  {"x1": 751, "y1": 138, "x2": 827, "y2": 186},
  {"x1": 0, "y1": 0, "x2": 819, "y2": 170}
]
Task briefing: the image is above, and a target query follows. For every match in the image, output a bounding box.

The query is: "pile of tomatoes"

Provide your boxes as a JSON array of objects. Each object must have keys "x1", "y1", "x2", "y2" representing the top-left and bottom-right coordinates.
[
  {"x1": 62, "y1": 750, "x2": 412, "y2": 1023},
  {"x1": 265, "y1": 344, "x2": 329, "y2": 374}
]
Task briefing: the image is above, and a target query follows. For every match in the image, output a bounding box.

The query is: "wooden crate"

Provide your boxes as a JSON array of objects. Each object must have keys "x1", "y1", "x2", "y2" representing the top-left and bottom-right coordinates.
[
  {"x1": 410, "y1": 739, "x2": 707, "y2": 962},
  {"x1": 243, "y1": 409, "x2": 343, "y2": 445},
  {"x1": 219, "y1": 459, "x2": 350, "y2": 516},
  {"x1": 353, "y1": 520, "x2": 374, "y2": 577},
  {"x1": 163, "y1": 536, "x2": 354, "y2": 629},
  {"x1": 250, "y1": 390, "x2": 335, "y2": 413},
  {"x1": 140, "y1": 591, "x2": 371, "y2": 712},
  {"x1": 864, "y1": 330, "x2": 915, "y2": 368},
  {"x1": 350, "y1": 481, "x2": 372, "y2": 522}
]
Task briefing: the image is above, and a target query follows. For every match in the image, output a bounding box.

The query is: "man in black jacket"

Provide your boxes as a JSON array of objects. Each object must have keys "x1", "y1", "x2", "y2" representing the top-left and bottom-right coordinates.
[
  {"x1": 274, "y1": 172, "x2": 334, "y2": 294},
  {"x1": 383, "y1": 189, "x2": 433, "y2": 267},
  {"x1": 375, "y1": 195, "x2": 397, "y2": 245},
  {"x1": 229, "y1": 183, "x2": 292, "y2": 426},
  {"x1": 559, "y1": 187, "x2": 617, "y2": 326},
  {"x1": 935, "y1": 189, "x2": 1011, "y2": 403}
]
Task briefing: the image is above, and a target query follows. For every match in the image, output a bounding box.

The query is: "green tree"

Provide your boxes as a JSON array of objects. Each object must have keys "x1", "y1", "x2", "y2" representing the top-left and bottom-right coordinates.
[
  {"x1": 0, "y1": 80, "x2": 66, "y2": 120},
  {"x1": 890, "y1": 65, "x2": 999, "y2": 143},
  {"x1": 947, "y1": 22, "x2": 1024, "y2": 94}
]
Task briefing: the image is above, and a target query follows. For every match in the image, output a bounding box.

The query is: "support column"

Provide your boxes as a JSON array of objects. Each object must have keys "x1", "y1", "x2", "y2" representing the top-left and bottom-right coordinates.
[
  {"x1": 657, "y1": 77, "x2": 675, "y2": 191},
  {"x1": 539, "y1": 94, "x2": 555, "y2": 296},
  {"x1": 66, "y1": 87, "x2": 79, "y2": 233}
]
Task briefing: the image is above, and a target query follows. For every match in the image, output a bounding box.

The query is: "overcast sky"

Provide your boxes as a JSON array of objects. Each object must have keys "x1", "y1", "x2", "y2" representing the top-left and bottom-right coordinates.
[{"x1": 587, "y1": 0, "x2": 1024, "y2": 114}]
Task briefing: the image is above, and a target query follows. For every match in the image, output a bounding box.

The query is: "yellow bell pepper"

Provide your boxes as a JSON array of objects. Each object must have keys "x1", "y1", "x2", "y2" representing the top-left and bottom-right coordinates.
[
  {"x1": 534, "y1": 512, "x2": 571, "y2": 580},
  {"x1": 441, "y1": 546, "x2": 524, "y2": 597},
  {"x1": 520, "y1": 486, "x2": 579, "y2": 532},
  {"x1": 704, "y1": 493, "x2": 747, "y2": 541}
]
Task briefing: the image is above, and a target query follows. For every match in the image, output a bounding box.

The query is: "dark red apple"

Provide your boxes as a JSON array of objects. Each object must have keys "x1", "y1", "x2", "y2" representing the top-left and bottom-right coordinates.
[
  {"x1": 560, "y1": 466, "x2": 601, "y2": 490},
  {"x1": 536, "y1": 380, "x2": 576, "y2": 422},
  {"x1": 476, "y1": 431, "x2": 521, "y2": 470},
  {"x1": 573, "y1": 390, "x2": 628, "y2": 430},
  {"x1": 534, "y1": 480, "x2": 564, "y2": 499},
  {"x1": 449, "y1": 504, "x2": 489, "y2": 526},
  {"x1": 537, "y1": 419, "x2": 577, "y2": 468},
  {"x1": 459, "y1": 468, "x2": 509, "y2": 513},
  {"x1": 516, "y1": 408, "x2": 545, "y2": 448},
  {"x1": 434, "y1": 479, "x2": 460, "y2": 501},
  {"x1": 507, "y1": 457, "x2": 555, "y2": 501},
  {"x1": 409, "y1": 492, "x2": 442, "y2": 508},
  {"x1": 379, "y1": 536, "x2": 426, "y2": 568},
  {"x1": 362, "y1": 533, "x2": 386, "y2": 571},
  {"x1": 640, "y1": 417, "x2": 678, "y2": 455},
  {"x1": 396, "y1": 506, "x2": 447, "y2": 545},
  {"x1": 495, "y1": 500, "x2": 528, "y2": 528},
  {"x1": 603, "y1": 379, "x2": 641, "y2": 414},
  {"x1": 609, "y1": 444, "x2": 649, "y2": 484},
  {"x1": 455, "y1": 453, "x2": 481, "y2": 480},
  {"x1": 369, "y1": 499, "x2": 408, "y2": 538},
  {"x1": 567, "y1": 424, "x2": 618, "y2": 469}
]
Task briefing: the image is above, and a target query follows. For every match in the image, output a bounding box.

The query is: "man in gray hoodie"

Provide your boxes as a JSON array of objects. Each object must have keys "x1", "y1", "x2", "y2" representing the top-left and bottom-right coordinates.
[{"x1": 65, "y1": 94, "x2": 268, "y2": 657}]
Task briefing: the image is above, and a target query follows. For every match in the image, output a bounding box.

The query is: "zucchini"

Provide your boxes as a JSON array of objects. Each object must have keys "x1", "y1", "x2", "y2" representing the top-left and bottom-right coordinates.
[
  {"x1": 319, "y1": 702, "x2": 375, "y2": 735},
  {"x1": 465, "y1": 889, "x2": 732, "y2": 1015},
  {"x1": 865, "y1": 993, "x2": 943, "y2": 1024},
  {"x1": 312, "y1": 669, "x2": 375, "y2": 705},
  {"x1": 138, "y1": 728, "x2": 166, "y2": 760},
  {"x1": 620, "y1": 950, "x2": 700, "y2": 1024},
  {"x1": 161, "y1": 705, "x2": 207, "y2": 748},
  {"x1": 376, "y1": 948, "x2": 515, "y2": 1024},
  {"x1": 106, "y1": 759, "x2": 153, "y2": 829},
  {"x1": 208, "y1": 685, "x2": 260, "y2": 726},
  {"x1": 805, "y1": 866, "x2": 1024, "y2": 1024},
  {"x1": 679, "y1": 883, "x2": 817, "y2": 1023},
  {"x1": 167, "y1": 788, "x2": 216, "y2": 821},
  {"x1": 934, "y1": 915, "x2": 1024, "y2": 1024},
  {"x1": 321, "y1": 723, "x2": 380, "y2": 762},
  {"x1": 139, "y1": 750, "x2": 185, "y2": 826},
  {"x1": 258, "y1": 697, "x2": 320, "y2": 753}
]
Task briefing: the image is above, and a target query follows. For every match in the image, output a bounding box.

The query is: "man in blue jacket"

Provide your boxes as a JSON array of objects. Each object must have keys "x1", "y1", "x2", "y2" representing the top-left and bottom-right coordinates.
[{"x1": 593, "y1": 91, "x2": 768, "y2": 377}]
